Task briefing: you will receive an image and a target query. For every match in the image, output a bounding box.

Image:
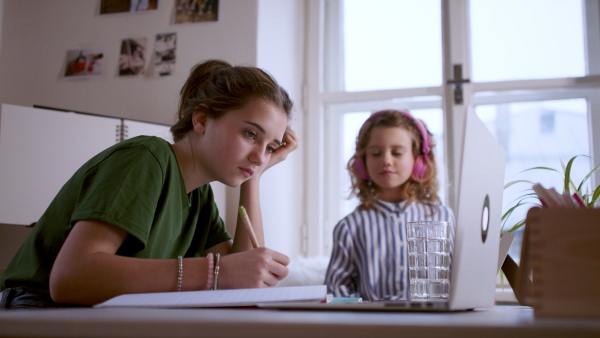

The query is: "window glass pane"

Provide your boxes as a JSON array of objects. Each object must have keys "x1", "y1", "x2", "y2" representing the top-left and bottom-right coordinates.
[
  {"x1": 342, "y1": 0, "x2": 442, "y2": 91},
  {"x1": 336, "y1": 109, "x2": 446, "y2": 220},
  {"x1": 470, "y1": 0, "x2": 585, "y2": 82},
  {"x1": 475, "y1": 98, "x2": 591, "y2": 260}
]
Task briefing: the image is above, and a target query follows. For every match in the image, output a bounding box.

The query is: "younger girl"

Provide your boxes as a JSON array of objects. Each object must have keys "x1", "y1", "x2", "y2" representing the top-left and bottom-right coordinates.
[
  {"x1": 1, "y1": 59, "x2": 298, "y2": 308},
  {"x1": 324, "y1": 109, "x2": 454, "y2": 301}
]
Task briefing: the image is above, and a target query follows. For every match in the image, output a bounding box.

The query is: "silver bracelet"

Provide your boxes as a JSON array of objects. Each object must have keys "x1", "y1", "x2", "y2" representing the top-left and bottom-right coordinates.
[
  {"x1": 213, "y1": 253, "x2": 220, "y2": 290},
  {"x1": 176, "y1": 256, "x2": 183, "y2": 291}
]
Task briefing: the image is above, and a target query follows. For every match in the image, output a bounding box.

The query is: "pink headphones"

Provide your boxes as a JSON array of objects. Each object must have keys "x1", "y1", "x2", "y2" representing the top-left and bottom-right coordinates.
[{"x1": 353, "y1": 109, "x2": 431, "y2": 181}]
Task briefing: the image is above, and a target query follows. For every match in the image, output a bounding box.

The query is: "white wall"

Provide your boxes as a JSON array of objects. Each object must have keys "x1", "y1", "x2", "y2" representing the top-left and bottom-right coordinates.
[
  {"x1": 256, "y1": 0, "x2": 306, "y2": 257},
  {"x1": 0, "y1": 0, "x2": 305, "y2": 258},
  {"x1": 0, "y1": 0, "x2": 258, "y2": 125}
]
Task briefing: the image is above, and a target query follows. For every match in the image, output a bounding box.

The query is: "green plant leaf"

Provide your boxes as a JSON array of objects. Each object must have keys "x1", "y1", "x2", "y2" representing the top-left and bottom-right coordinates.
[
  {"x1": 521, "y1": 166, "x2": 559, "y2": 173},
  {"x1": 500, "y1": 196, "x2": 540, "y2": 232},
  {"x1": 504, "y1": 180, "x2": 535, "y2": 190},
  {"x1": 590, "y1": 185, "x2": 600, "y2": 207},
  {"x1": 501, "y1": 155, "x2": 599, "y2": 237},
  {"x1": 504, "y1": 191, "x2": 538, "y2": 207},
  {"x1": 577, "y1": 162, "x2": 600, "y2": 193},
  {"x1": 563, "y1": 156, "x2": 578, "y2": 194},
  {"x1": 501, "y1": 203, "x2": 522, "y2": 232},
  {"x1": 506, "y1": 219, "x2": 526, "y2": 233},
  {"x1": 501, "y1": 201, "x2": 523, "y2": 222}
]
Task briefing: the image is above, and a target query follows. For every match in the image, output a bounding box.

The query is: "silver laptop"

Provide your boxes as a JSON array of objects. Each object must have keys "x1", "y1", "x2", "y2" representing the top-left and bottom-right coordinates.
[{"x1": 260, "y1": 108, "x2": 506, "y2": 312}]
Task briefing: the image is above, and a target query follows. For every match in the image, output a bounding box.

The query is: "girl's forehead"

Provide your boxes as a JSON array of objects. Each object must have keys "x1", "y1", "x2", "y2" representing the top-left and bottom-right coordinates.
[
  {"x1": 367, "y1": 126, "x2": 412, "y2": 143},
  {"x1": 222, "y1": 99, "x2": 288, "y2": 136}
]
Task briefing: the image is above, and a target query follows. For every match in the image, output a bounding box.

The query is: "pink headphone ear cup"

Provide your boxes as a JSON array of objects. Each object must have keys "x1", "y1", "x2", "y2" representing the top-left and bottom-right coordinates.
[
  {"x1": 353, "y1": 158, "x2": 370, "y2": 181},
  {"x1": 412, "y1": 155, "x2": 428, "y2": 179}
]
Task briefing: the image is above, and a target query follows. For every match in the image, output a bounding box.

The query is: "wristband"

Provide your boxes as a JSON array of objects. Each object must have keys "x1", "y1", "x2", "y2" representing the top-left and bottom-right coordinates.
[
  {"x1": 213, "y1": 253, "x2": 220, "y2": 290},
  {"x1": 206, "y1": 253, "x2": 214, "y2": 290},
  {"x1": 176, "y1": 256, "x2": 183, "y2": 291}
]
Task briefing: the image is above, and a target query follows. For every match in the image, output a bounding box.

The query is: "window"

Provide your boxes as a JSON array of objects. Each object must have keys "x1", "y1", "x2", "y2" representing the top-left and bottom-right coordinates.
[
  {"x1": 340, "y1": 0, "x2": 442, "y2": 91},
  {"x1": 470, "y1": 0, "x2": 587, "y2": 82},
  {"x1": 305, "y1": 0, "x2": 600, "y2": 260}
]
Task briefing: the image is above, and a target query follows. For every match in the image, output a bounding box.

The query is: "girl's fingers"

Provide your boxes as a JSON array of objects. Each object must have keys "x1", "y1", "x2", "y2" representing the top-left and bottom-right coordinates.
[
  {"x1": 263, "y1": 128, "x2": 299, "y2": 171},
  {"x1": 282, "y1": 128, "x2": 298, "y2": 149},
  {"x1": 268, "y1": 262, "x2": 289, "y2": 281}
]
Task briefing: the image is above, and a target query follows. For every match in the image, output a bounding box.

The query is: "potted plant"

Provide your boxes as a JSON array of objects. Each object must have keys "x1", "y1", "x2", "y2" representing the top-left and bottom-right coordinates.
[
  {"x1": 501, "y1": 155, "x2": 600, "y2": 236},
  {"x1": 498, "y1": 155, "x2": 600, "y2": 305}
]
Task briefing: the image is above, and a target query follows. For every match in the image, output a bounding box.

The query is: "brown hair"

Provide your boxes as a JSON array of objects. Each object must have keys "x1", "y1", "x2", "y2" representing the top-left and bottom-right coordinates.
[
  {"x1": 347, "y1": 109, "x2": 440, "y2": 209},
  {"x1": 170, "y1": 59, "x2": 293, "y2": 142}
]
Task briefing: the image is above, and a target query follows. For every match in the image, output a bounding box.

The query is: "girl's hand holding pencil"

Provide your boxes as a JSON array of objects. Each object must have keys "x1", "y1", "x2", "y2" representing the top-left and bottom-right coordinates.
[
  {"x1": 217, "y1": 246, "x2": 290, "y2": 288},
  {"x1": 219, "y1": 207, "x2": 290, "y2": 288}
]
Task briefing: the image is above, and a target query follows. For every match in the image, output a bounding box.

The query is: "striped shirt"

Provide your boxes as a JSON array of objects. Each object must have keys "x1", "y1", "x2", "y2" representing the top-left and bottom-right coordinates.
[{"x1": 324, "y1": 199, "x2": 455, "y2": 301}]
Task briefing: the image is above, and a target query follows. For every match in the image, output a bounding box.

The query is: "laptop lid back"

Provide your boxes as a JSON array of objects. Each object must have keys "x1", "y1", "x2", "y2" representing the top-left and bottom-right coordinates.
[{"x1": 448, "y1": 108, "x2": 506, "y2": 310}]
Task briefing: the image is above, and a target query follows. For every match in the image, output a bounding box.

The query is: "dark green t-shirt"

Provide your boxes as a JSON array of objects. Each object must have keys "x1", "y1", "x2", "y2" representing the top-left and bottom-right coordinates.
[{"x1": 1, "y1": 136, "x2": 231, "y2": 293}]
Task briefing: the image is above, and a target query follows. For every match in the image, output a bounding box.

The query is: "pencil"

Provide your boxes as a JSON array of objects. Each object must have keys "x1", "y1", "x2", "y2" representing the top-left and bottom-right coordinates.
[{"x1": 239, "y1": 205, "x2": 260, "y2": 248}]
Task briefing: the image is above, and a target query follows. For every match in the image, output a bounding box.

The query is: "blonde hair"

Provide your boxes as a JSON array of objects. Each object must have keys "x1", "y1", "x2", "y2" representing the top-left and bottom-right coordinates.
[{"x1": 347, "y1": 109, "x2": 440, "y2": 209}]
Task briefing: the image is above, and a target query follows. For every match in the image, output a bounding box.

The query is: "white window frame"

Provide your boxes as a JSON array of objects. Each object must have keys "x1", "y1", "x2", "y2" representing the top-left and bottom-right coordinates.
[{"x1": 303, "y1": 0, "x2": 600, "y2": 258}]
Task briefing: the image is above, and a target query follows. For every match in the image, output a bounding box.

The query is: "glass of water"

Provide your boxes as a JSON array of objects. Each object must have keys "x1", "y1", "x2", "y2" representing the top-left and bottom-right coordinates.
[{"x1": 407, "y1": 221, "x2": 451, "y2": 300}]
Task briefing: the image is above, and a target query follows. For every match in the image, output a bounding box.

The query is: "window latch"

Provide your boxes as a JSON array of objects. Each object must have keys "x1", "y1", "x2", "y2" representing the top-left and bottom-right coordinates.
[{"x1": 446, "y1": 64, "x2": 470, "y2": 105}]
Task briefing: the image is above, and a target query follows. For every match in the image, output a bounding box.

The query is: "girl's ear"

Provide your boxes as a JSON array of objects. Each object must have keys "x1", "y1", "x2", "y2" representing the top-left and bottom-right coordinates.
[{"x1": 191, "y1": 105, "x2": 210, "y2": 134}]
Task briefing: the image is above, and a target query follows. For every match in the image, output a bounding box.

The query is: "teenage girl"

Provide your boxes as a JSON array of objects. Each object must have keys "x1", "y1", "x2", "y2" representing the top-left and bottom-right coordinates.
[
  {"x1": 324, "y1": 109, "x2": 454, "y2": 301},
  {"x1": 0, "y1": 59, "x2": 298, "y2": 308}
]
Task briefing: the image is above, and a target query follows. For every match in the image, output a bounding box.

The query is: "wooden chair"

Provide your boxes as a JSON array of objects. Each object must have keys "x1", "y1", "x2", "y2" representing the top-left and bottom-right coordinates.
[{"x1": 0, "y1": 223, "x2": 33, "y2": 280}]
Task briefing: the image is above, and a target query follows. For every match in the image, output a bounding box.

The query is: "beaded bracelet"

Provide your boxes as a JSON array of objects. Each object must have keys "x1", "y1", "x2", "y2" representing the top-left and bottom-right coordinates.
[
  {"x1": 206, "y1": 253, "x2": 214, "y2": 290},
  {"x1": 213, "y1": 253, "x2": 220, "y2": 290},
  {"x1": 176, "y1": 256, "x2": 183, "y2": 292}
]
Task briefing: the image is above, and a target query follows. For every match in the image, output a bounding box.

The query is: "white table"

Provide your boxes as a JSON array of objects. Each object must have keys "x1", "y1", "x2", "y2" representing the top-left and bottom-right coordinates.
[{"x1": 1, "y1": 305, "x2": 599, "y2": 337}]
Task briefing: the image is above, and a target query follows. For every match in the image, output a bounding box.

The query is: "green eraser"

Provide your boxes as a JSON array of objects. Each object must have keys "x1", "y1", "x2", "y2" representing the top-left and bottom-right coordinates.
[
  {"x1": 239, "y1": 205, "x2": 247, "y2": 216},
  {"x1": 330, "y1": 297, "x2": 363, "y2": 304}
]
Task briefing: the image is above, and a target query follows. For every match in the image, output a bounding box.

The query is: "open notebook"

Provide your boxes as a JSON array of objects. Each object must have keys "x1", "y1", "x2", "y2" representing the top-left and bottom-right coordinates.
[
  {"x1": 94, "y1": 285, "x2": 327, "y2": 308},
  {"x1": 260, "y1": 108, "x2": 506, "y2": 312}
]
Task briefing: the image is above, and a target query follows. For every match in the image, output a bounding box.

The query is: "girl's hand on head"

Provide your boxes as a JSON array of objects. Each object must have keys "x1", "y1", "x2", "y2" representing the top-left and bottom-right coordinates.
[
  {"x1": 217, "y1": 247, "x2": 290, "y2": 289},
  {"x1": 265, "y1": 128, "x2": 298, "y2": 171}
]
